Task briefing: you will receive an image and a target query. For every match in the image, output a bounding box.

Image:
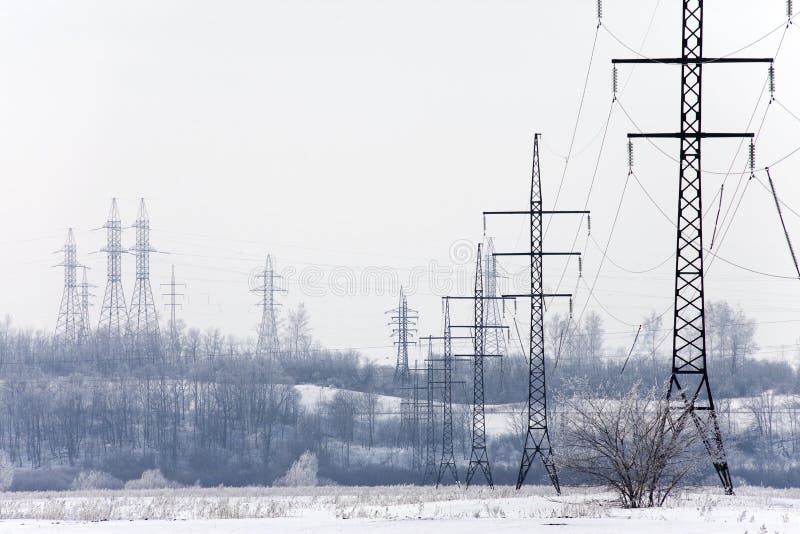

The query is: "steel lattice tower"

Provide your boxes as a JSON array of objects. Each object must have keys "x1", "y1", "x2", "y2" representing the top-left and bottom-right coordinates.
[
  {"x1": 465, "y1": 243, "x2": 493, "y2": 488},
  {"x1": 484, "y1": 237, "x2": 508, "y2": 382},
  {"x1": 161, "y1": 265, "x2": 185, "y2": 361},
  {"x1": 422, "y1": 343, "x2": 438, "y2": 484},
  {"x1": 411, "y1": 364, "x2": 423, "y2": 470},
  {"x1": 513, "y1": 136, "x2": 560, "y2": 493},
  {"x1": 77, "y1": 265, "x2": 94, "y2": 346},
  {"x1": 252, "y1": 255, "x2": 283, "y2": 359},
  {"x1": 97, "y1": 199, "x2": 128, "y2": 352},
  {"x1": 612, "y1": 0, "x2": 771, "y2": 495},
  {"x1": 390, "y1": 288, "x2": 418, "y2": 385},
  {"x1": 486, "y1": 134, "x2": 586, "y2": 493},
  {"x1": 54, "y1": 228, "x2": 82, "y2": 351},
  {"x1": 484, "y1": 238, "x2": 506, "y2": 353},
  {"x1": 128, "y1": 198, "x2": 161, "y2": 361},
  {"x1": 436, "y1": 298, "x2": 459, "y2": 486}
]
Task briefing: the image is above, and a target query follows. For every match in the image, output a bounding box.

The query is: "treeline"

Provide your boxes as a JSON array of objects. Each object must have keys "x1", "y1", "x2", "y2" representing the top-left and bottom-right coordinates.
[{"x1": 0, "y1": 300, "x2": 798, "y2": 489}]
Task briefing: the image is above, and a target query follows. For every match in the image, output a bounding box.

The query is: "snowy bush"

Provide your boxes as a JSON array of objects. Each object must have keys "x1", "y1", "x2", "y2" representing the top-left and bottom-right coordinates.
[
  {"x1": 0, "y1": 450, "x2": 14, "y2": 491},
  {"x1": 560, "y1": 382, "x2": 702, "y2": 508},
  {"x1": 72, "y1": 470, "x2": 123, "y2": 490},
  {"x1": 275, "y1": 451, "x2": 318, "y2": 487},
  {"x1": 124, "y1": 469, "x2": 180, "y2": 490}
]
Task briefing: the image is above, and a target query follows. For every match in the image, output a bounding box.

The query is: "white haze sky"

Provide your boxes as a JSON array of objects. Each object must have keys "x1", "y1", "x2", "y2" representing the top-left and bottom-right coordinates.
[{"x1": 1, "y1": 1, "x2": 800, "y2": 367}]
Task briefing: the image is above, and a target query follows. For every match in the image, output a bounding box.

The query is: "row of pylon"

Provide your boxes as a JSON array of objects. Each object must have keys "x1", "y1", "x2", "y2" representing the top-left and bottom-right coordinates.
[
  {"x1": 393, "y1": 238, "x2": 509, "y2": 489},
  {"x1": 54, "y1": 198, "x2": 162, "y2": 360}
]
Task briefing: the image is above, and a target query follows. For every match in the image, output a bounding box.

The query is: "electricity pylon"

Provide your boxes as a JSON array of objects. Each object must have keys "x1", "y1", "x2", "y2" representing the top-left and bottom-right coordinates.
[
  {"x1": 485, "y1": 134, "x2": 587, "y2": 493},
  {"x1": 252, "y1": 254, "x2": 284, "y2": 359},
  {"x1": 128, "y1": 198, "x2": 161, "y2": 362},
  {"x1": 77, "y1": 265, "x2": 95, "y2": 347},
  {"x1": 436, "y1": 298, "x2": 459, "y2": 487},
  {"x1": 484, "y1": 237, "x2": 509, "y2": 383},
  {"x1": 422, "y1": 342, "x2": 438, "y2": 484},
  {"x1": 389, "y1": 288, "x2": 418, "y2": 385},
  {"x1": 420, "y1": 329, "x2": 470, "y2": 486},
  {"x1": 161, "y1": 265, "x2": 185, "y2": 362},
  {"x1": 612, "y1": 0, "x2": 773, "y2": 495},
  {"x1": 97, "y1": 198, "x2": 128, "y2": 355},
  {"x1": 465, "y1": 243, "x2": 493, "y2": 488},
  {"x1": 54, "y1": 228, "x2": 81, "y2": 352},
  {"x1": 398, "y1": 362, "x2": 426, "y2": 469}
]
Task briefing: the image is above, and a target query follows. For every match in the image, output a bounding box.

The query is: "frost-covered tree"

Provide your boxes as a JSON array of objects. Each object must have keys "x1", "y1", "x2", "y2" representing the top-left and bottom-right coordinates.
[
  {"x1": 72, "y1": 470, "x2": 123, "y2": 490},
  {"x1": 0, "y1": 449, "x2": 14, "y2": 491},
  {"x1": 560, "y1": 383, "x2": 702, "y2": 508},
  {"x1": 286, "y1": 304, "x2": 312, "y2": 359},
  {"x1": 276, "y1": 451, "x2": 318, "y2": 487},
  {"x1": 706, "y1": 301, "x2": 756, "y2": 375},
  {"x1": 124, "y1": 469, "x2": 179, "y2": 490}
]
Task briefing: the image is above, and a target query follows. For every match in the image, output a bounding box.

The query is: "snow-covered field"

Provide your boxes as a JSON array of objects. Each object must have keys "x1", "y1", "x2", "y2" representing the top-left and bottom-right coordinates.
[{"x1": 1, "y1": 484, "x2": 798, "y2": 533}]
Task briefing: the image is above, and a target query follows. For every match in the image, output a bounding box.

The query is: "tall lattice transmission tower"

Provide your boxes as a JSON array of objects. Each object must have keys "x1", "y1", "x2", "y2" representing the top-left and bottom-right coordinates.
[
  {"x1": 611, "y1": 0, "x2": 770, "y2": 495},
  {"x1": 465, "y1": 243, "x2": 493, "y2": 488},
  {"x1": 486, "y1": 134, "x2": 586, "y2": 493},
  {"x1": 54, "y1": 228, "x2": 82, "y2": 352},
  {"x1": 252, "y1": 254, "x2": 284, "y2": 359},
  {"x1": 161, "y1": 265, "x2": 185, "y2": 362},
  {"x1": 97, "y1": 198, "x2": 129, "y2": 353},
  {"x1": 484, "y1": 237, "x2": 508, "y2": 379},
  {"x1": 421, "y1": 344, "x2": 438, "y2": 484},
  {"x1": 389, "y1": 288, "x2": 418, "y2": 384},
  {"x1": 77, "y1": 265, "x2": 94, "y2": 346},
  {"x1": 128, "y1": 198, "x2": 161, "y2": 361},
  {"x1": 436, "y1": 298, "x2": 459, "y2": 486}
]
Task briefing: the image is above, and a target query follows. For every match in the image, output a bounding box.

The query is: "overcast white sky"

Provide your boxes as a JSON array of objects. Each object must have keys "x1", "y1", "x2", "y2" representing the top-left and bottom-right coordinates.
[{"x1": 1, "y1": 1, "x2": 800, "y2": 367}]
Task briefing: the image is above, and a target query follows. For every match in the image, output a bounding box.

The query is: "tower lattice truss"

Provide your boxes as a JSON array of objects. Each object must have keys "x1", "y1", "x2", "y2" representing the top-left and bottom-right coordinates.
[
  {"x1": 390, "y1": 288, "x2": 418, "y2": 385},
  {"x1": 254, "y1": 254, "x2": 282, "y2": 358},
  {"x1": 128, "y1": 198, "x2": 161, "y2": 360},
  {"x1": 611, "y1": 0, "x2": 772, "y2": 495},
  {"x1": 484, "y1": 238, "x2": 507, "y2": 359},
  {"x1": 55, "y1": 228, "x2": 81, "y2": 351},
  {"x1": 98, "y1": 198, "x2": 129, "y2": 350}
]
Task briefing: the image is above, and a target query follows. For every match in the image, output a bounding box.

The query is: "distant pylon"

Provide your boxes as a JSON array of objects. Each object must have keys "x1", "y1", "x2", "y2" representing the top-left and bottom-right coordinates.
[
  {"x1": 466, "y1": 243, "x2": 493, "y2": 488},
  {"x1": 411, "y1": 361, "x2": 423, "y2": 470},
  {"x1": 97, "y1": 198, "x2": 129, "y2": 352},
  {"x1": 128, "y1": 198, "x2": 161, "y2": 361},
  {"x1": 77, "y1": 265, "x2": 95, "y2": 346},
  {"x1": 252, "y1": 254, "x2": 284, "y2": 359},
  {"x1": 54, "y1": 228, "x2": 81, "y2": 351},
  {"x1": 422, "y1": 344, "x2": 438, "y2": 484},
  {"x1": 484, "y1": 237, "x2": 508, "y2": 381},
  {"x1": 161, "y1": 265, "x2": 185, "y2": 362},
  {"x1": 436, "y1": 298, "x2": 459, "y2": 487},
  {"x1": 389, "y1": 288, "x2": 418, "y2": 385}
]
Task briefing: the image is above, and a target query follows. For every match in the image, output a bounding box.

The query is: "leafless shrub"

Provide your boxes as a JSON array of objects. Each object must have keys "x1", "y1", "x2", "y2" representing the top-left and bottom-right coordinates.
[
  {"x1": 71, "y1": 470, "x2": 123, "y2": 490},
  {"x1": 124, "y1": 469, "x2": 180, "y2": 490},
  {"x1": 559, "y1": 382, "x2": 703, "y2": 508}
]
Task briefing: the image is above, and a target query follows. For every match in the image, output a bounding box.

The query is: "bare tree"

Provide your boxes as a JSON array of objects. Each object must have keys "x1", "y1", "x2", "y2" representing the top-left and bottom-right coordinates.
[
  {"x1": 583, "y1": 311, "x2": 604, "y2": 369},
  {"x1": 560, "y1": 383, "x2": 702, "y2": 508},
  {"x1": 286, "y1": 304, "x2": 312, "y2": 360},
  {"x1": 784, "y1": 396, "x2": 800, "y2": 456},
  {"x1": 641, "y1": 311, "x2": 663, "y2": 374},
  {"x1": 327, "y1": 391, "x2": 357, "y2": 467},
  {"x1": 745, "y1": 390, "x2": 778, "y2": 457}
]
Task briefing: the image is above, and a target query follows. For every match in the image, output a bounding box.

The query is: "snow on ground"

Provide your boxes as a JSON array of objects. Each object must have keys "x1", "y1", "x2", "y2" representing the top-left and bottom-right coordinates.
[
  {"x1": 1, "y1": 485, "x2": 798, "y2": 533},
  {"x1": 293, "y1": 383, "x2": 518, "y2": 434},
  {"x1": 294, "y1": 384, "x2": 401, "y2": 413}
]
